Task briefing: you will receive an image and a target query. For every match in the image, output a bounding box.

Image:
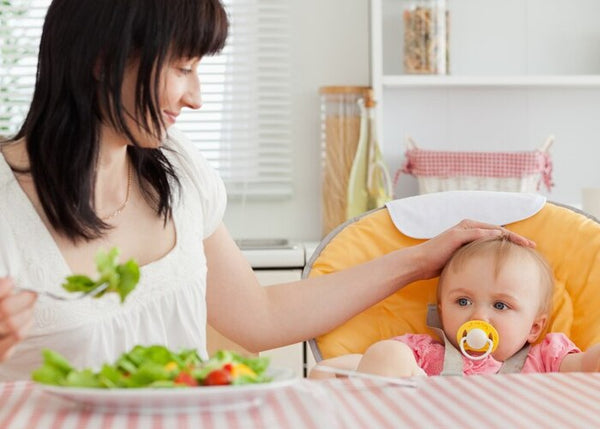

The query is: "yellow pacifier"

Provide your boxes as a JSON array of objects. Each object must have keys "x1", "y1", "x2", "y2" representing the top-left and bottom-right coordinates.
[{"x1": 456, "y1": 320, "x2": 499, "y2": 360}]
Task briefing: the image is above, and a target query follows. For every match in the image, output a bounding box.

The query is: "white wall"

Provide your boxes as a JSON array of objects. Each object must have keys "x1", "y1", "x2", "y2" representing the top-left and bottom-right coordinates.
[
  {"x1": 384, "y1": 0, "x2": 600, "y2": 206},
  {"x1": 225, "y1": 0, "x2": 600, "y2": 242},
  {"x1": 224, "y1": 0, "x2": 370, "y2": 241},
  {"x1": 388, "y1": 87, "x2": 600, "y2": 205}
]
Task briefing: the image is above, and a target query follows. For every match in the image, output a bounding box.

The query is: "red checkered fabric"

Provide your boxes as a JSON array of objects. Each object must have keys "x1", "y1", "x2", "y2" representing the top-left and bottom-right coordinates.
[{"x1": 399, "y1": 148, "x2": 554, "y2": 191}]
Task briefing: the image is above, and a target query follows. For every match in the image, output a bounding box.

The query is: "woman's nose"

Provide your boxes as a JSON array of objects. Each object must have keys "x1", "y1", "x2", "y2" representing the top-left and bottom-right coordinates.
[{"x1": 183, "y1": 77, "x2": 202, "y2": 109}]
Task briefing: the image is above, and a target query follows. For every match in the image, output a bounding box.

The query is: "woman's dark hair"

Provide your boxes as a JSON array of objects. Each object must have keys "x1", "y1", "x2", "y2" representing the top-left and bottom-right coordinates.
[{"x1": 12, "y1": 0, "x2": 228, "y2": 240}]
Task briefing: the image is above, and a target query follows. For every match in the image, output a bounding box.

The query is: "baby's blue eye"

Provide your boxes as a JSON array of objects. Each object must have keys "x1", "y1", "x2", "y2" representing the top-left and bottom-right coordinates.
[
  {"x1": 494, "y1": 302, "x2": 508, "y2": 310},
  {"x1": 457, "y1": 298, "x2": 470, "y2": 306}
]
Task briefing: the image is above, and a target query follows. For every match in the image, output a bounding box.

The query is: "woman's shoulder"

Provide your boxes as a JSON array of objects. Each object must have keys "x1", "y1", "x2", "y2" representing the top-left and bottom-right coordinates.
[
  {"x1": 164, "y1": 128, "x2": 220, "y2": 184},
  {"x1": 164, "y1": 128, "x2": 204, "y2": 163},
  {"x1": 163, "y1": 128, "x2": 226, "y2": 237},
  {"x1": 0, "y1": 140, "x2": 26, "y2": 185}
]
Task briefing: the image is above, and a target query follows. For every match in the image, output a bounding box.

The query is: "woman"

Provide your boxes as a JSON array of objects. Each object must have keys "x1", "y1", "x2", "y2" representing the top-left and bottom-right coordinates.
[{"x1": 0, "y1": 0, "x2": 531, "y2": 380}]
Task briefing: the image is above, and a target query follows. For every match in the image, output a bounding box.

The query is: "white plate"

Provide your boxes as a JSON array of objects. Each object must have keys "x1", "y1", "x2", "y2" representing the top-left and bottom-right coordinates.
[{"x1": 37, "y1": 367, "x2": 297, "y2": 412}]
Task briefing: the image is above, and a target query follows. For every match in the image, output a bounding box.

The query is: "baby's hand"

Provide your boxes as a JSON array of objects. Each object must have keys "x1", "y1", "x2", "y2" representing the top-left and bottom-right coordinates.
[{"x1": 413, "y1": 366, "x2": 427, "y2": 376}]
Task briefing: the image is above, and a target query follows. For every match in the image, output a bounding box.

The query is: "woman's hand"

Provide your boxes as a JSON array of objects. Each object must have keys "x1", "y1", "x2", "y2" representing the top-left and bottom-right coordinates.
[
  {"x1": 412, "y1": 219, "x2": 535, "y2": 280},
  {"x1": 0, "y1": 277, "x2": 37, "y2": 361}
]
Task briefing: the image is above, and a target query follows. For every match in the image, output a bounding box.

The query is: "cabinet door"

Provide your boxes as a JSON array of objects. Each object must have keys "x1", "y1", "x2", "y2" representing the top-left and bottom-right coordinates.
[{"x1": 207, "y1": 269, "x2": 315, "y2": 377}]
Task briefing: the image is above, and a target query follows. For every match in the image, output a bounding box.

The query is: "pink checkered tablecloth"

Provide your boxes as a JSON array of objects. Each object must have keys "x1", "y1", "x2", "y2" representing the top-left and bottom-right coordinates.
[{"x1": 1, "y1": 373, "x2": 599, "y2": 428}]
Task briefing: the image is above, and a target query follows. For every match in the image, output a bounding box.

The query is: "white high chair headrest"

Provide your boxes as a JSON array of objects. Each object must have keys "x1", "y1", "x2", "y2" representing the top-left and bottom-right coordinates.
[{"x1": 385, "y1": 191, "x2": 546, "y2": 239}]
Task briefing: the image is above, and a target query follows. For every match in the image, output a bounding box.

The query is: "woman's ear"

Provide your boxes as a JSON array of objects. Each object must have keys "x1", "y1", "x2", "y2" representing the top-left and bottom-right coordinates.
[{"x1": 527, "y1": 314, "x2": 548, "y2": 343}]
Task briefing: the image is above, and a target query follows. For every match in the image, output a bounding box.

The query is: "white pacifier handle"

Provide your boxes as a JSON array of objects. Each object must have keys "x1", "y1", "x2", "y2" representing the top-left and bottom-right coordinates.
[{"x1": 459, "y1": 328, "x2": 494, "y2": 361}]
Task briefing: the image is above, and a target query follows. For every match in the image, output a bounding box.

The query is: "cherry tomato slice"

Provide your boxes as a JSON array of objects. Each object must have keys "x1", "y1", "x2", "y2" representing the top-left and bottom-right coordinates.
[
  {"x1": 174, "y1": 371, "x2": 199, "y2": 387},
  {"x1": 203, "y1": 368, "x2": 232, "y2": 386}
]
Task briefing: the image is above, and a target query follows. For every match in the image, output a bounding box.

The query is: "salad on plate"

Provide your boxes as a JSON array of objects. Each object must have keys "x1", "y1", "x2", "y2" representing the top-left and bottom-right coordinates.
[{"x1": 32, "y1": 345, "x2": 272, "y2": 389}]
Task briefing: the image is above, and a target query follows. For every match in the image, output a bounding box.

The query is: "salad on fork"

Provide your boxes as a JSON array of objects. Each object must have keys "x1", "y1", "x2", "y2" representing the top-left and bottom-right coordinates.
[{"x1": 18, "y1": 247, "x2": 139, "y2": 302}]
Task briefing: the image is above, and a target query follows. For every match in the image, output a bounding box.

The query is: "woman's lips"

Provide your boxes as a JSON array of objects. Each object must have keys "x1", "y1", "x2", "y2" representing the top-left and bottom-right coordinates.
[{"x1": 163, "y1": 111, "x2": 178, "y2": 125}]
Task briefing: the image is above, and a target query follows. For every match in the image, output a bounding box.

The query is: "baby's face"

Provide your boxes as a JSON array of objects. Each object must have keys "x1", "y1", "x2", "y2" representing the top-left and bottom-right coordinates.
[{"x1": 438, "y1": 254, "x2": 547, "y2": 362}]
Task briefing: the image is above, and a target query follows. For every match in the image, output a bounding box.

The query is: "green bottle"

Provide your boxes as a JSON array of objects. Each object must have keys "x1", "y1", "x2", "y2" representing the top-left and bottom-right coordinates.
[
  {"x1": 346, "y1": 94, "x2": 371, "y2": 219},
  {"x1": 365, "y1": 97, "x2": 393, "y2": 210},
  {"x1": 346, "y1": 90, "x2": 393, "y2": 219}
]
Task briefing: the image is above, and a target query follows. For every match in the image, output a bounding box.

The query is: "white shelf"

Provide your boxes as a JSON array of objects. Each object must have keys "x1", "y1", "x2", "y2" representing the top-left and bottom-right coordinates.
[
  {"x1": 382, "y1": 75, "x2": 600, "y2": 88},
  {"x1": 370, "y1": 0, "x2": 600, "y2": 205}
]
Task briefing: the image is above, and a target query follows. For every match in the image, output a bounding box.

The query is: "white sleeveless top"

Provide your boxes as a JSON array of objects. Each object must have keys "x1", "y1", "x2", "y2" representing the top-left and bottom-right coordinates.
[{"x1": 0, "y1": 128, "x2": 226, "y2": 381}]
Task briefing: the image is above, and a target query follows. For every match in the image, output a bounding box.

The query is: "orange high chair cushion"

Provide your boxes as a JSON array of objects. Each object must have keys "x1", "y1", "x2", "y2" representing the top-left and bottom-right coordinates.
[{"x1": 307, "y1": 203, "x2": 600, "y2": 360}]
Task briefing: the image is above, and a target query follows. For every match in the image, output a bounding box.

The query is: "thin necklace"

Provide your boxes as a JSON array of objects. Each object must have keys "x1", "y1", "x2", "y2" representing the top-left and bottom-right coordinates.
[{"x1": 101, "y1": 161, "x2": 132, "y2": 221}]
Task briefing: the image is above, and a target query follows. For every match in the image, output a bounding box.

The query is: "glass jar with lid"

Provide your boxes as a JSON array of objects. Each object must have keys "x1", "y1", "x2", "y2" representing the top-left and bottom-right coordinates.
[{"x1": 403, "y1": 0, "x2": 449, "y2": 74}]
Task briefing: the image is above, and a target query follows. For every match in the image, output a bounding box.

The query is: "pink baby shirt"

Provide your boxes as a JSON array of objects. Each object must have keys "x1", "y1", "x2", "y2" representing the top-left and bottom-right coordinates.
[{"x1": 393, "y1": 332, "x2": 580, "y2": 375}]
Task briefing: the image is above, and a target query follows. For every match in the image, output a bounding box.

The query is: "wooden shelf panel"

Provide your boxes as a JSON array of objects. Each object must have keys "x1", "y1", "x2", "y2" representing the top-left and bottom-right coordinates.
[{"x1": 382, "y1": 75, "x2": 600, "y2": 88}]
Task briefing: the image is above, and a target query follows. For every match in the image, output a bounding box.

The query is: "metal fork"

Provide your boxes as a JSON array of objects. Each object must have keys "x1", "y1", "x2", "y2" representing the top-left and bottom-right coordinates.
[{"x1": 16, "y1": 283, "x2": 110, "y2": 301}]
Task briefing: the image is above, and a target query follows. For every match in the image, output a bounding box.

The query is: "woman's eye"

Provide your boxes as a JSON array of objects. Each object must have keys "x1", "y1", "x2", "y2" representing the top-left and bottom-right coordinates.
[
  {"x1": 494, "y1": 302, "x2": 508, "y2": 310},
  {"x1": 179, "y1": 68, "x2": 193, "y2": 76},
  {"x1": 457, "y1": 298, "x2": 470, "y2": 306}
]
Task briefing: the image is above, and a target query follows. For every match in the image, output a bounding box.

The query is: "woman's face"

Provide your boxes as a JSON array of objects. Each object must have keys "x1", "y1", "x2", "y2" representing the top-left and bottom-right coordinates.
[
  {"x1": 118, "y1": 57, "x2": 202, "y2": 147},
  {"x1": 438, "y1": 254, "x2": 548, "y2": 362}
]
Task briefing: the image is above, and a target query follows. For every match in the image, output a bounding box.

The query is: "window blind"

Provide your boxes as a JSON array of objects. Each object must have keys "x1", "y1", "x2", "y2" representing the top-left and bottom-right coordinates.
[{"x1": 0, "y1": 0, "x2": 293, "y2": 198}]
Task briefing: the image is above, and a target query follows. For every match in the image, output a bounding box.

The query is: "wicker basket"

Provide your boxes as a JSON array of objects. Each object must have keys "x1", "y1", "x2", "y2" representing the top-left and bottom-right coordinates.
[{"x1": 398, "y1": 136, "x2": 554, "y2": 194}]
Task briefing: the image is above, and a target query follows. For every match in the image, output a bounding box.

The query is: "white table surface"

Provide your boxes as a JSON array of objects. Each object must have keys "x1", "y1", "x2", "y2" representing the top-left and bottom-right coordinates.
[{"x1": 2, "y1": 373, "x2": 600, "y2": 428}]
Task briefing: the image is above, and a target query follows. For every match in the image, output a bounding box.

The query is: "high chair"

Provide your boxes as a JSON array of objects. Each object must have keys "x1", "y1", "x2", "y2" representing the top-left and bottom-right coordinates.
[{"x1": 304, "y1": 191, "x2": 600, "y2": 362}]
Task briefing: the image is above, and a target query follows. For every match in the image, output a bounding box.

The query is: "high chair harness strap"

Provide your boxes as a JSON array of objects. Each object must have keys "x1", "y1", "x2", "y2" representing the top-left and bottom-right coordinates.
[{"x1": 426, "y1": 305, "x2": 530, "y2": 376}]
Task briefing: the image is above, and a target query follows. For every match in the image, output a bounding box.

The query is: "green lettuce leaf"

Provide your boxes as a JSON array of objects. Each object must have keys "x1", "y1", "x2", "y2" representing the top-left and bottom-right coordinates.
[
  {"x1": 65, "y1": 369, "x2": 102, "y2": 388},
  {"x1": 61, "y1": 247, "x2": 140, "y2": 303},
  {"x1": 32, "y1": 345, "x2": 273, "y2": 388},
  {"x1": 31, "y1": 349, "x2": 74, "y2": 386}
]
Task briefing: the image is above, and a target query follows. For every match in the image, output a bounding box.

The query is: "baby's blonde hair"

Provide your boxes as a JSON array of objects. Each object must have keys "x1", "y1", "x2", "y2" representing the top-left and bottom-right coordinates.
[{"x1": 437, "y1": 237, "x2": 554, "y2": 316}]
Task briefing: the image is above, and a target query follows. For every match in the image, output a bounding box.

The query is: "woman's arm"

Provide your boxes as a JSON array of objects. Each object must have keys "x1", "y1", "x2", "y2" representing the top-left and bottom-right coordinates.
[
  {"x1": 205, "y1": 220, "x2": 532, "y2": 352},
  {"x1": 560, "y1": 344, "x2": 600, "y2": 372}
]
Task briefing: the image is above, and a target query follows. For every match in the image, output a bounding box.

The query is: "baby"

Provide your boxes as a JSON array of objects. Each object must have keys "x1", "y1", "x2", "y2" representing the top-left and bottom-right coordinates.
[{"x1": 312, "y1": 237, "x2": 600, "y2": 377}]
